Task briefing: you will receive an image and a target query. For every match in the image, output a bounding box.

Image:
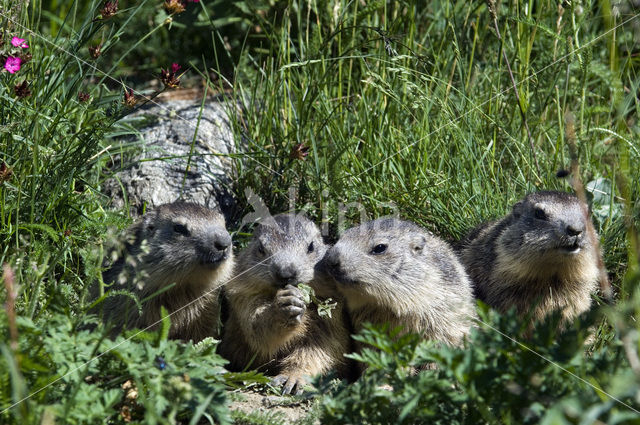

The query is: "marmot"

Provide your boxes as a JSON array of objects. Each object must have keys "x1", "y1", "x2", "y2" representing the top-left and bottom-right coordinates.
[
  {"x1": 218, "y1": 213, "x2": 352, "y2": 395},
  {"x1": 456, "y1": 191, "x2": 600, "y2": 322},
  {"x1": 96, "y1": 202, "x2": 234, "y2": 342},
  {"x1": 321, "y1": 217, "x2": 476, "y2": 347}
]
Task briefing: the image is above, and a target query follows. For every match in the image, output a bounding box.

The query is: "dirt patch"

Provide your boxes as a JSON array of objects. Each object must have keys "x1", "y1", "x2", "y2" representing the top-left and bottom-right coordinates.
[{"x1": 228, "y1": 389, "x2": 318, "y2": 424}]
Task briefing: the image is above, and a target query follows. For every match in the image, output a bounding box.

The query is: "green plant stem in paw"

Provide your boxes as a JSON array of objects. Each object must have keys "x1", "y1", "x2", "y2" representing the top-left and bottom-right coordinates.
[{"x1": 296, "y1": 283, "x2": 337, "y2": 319}]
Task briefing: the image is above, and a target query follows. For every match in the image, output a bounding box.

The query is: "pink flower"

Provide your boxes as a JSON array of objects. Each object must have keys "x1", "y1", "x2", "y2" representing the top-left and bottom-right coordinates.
[
  {"x1": 4, "y1": 57, "x2": 22, "y2": 74},
  {"x1": 11, "y1": 37, "x2": 29, "y2": 48},
  {"x1": 171, "y1": 62, "x2": 181, "y2": 73}
]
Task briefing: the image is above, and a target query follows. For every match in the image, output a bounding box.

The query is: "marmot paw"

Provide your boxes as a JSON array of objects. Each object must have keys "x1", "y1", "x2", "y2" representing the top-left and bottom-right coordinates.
[
  {"x1": 275, "y1": 285, "x2": 307, "y2": 324},
  {"x1": 271, "y1": 373, "x2": 310, "y2": 395}
]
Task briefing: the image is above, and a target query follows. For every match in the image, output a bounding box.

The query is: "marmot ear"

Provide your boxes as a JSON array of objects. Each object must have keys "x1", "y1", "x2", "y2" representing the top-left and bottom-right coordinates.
[
  {"x1": 410, "y1": 235, "x2": 426, "y2": 255},
  {"x1": 511, "y1": 201, "x2": 524, "y2": 219}
]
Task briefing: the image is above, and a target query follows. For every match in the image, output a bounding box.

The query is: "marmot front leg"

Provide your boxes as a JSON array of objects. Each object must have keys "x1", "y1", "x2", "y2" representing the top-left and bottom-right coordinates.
[
  {"x1": 273, "y1": 343, "x2": 332, "y2": 395},
  {"x1": 272, "y1": 306, "x2": 352, "y2": 395},
  {"x1": 232, "y1": 287, "x2": 308, "y2": 361},
  {"x1": 275, "y1": 284, "x2": 306, "y2": 325}
]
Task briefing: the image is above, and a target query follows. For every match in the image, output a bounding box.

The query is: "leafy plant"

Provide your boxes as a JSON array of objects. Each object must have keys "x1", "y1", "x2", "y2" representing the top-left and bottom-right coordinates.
[
  {"x1": 0, "y1": 309, "x2": 243, "y2": 424},
  {"x1": 319, "y1": 303, "x2": 640, "y2": 425}
]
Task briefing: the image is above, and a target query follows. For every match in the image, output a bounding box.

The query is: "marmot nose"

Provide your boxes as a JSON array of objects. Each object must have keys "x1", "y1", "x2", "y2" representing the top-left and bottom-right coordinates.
[
  {"x1": 323, "y1": 251, "x2": 340, "y2": 270},
  {"x1": 566, "y1": 224, "x2": 584, "y2": 237},
  {"x1": 209, "y1": 231, "x2": 231, "y2": 252},
  {"x1": 214, "y1": 232, "x2": 232, "y2": 251},
  {"x1": 274, "y1": 264, "x2": 298, "y2": 284}
]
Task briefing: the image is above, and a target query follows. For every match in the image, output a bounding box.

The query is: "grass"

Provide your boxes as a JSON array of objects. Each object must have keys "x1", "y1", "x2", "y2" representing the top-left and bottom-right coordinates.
[{"x1": 1, "y1": 0, "x2": 639, "y2": 423}]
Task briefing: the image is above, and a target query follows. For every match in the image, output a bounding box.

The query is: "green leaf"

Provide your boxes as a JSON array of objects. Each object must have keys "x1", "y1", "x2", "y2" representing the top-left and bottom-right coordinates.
[{"x1": 157, "y1": 305, "x2": 171, "y2": 344}]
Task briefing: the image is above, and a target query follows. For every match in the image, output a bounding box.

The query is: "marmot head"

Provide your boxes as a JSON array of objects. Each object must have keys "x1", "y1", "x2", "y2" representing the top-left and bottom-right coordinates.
[
  {"x1": 321, "y1": 218, "x2": 459, "y2": 313},
  {"x1": 499, "y1": 191, "x2": 593, "y2": 264},
  {"x1": 128, "y1": 202, "x2": 233, "y2": 288},
  {"x1": 236, "y1": 213, "x2": 327, "y2": 289}
]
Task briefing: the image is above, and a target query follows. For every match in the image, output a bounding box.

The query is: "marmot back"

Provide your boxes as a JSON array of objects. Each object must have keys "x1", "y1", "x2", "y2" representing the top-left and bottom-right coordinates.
[
  {"x1": 96, "y1": 202, "x2": 234, "y2": 341},
  {"x1": 457, "y1": 191, "x2": 600, "y2": 322},
  {"x1": 218, "y1": 213, "x2": 352, "y2": 394},
  {"x1": 321, "y1": 217, "x2": 476, "y2": 347}
]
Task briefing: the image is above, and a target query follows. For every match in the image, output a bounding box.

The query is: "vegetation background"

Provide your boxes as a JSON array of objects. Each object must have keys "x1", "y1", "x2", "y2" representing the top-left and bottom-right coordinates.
[{"x1": 0, "y1": 0, "x2": 639, "y2": 423}]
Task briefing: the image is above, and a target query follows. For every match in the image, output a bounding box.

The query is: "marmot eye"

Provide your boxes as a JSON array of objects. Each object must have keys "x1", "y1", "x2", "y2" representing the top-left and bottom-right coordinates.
[
  {"x1": 173, "y1": 223, "x2": 190, "y2": 236},
  {"x1": 257, "y1": 242, "x2": 266, "y2": 255},
  {"x1": 533, "y1": 208, "x2": 547, "y2": 221},
  {"x1": 307, "y1": 241, "x2": 314, "y2": 254},
  {"x1": 371, "y1": 244, "x2": 388, "y2": 254}
]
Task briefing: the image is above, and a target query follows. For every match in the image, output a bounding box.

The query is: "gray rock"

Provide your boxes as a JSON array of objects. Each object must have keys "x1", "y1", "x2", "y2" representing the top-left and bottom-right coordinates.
[{"x1": 104, "y1": 100, "x2": 237, "y2": 218}]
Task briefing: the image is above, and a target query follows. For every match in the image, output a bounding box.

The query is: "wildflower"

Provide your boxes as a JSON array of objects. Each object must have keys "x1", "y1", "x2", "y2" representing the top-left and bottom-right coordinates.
[
  {"x1": 11, "y1": 37, "x2": 29, "y2": 48},
  {"x1": 78, "y1": 91, "x2": 91, "y2": 103},
  {"x1": 163, "y1": 0, "x2": 199, "y2": 13},
  {"x1": 154, "y1": 356, "x2": 167, "y2": 370},
  {"x1": 0, "y1": 162, "x2": 13, "y2": 183},
  {"x1": 14, "y1": 80, "x2": 31, "y2": 98},
  {"x1": 123, "y1": 88, "x2": 137, "y2": 107},
  {"x1": 164, "y1": 0, "x2": 186, "y2": 14},
  {"x1": 89, "y1": 43, "x2": 102, "y2": 59},
  {"x1": 290, "y1": 143, "x2": 310, "y2": 160},
  {"x1": 100, "y1": 1, "x2": 118, "y2": 19},
  {"x1": 4, "y1": 57, "x2": 21, "y2": 74},
  {"x1": 64, "y1": 228, "x2": 72, "y2": 237},
  {"x1": 160, "y1": 62, "x2": 182, "y2": 89}
]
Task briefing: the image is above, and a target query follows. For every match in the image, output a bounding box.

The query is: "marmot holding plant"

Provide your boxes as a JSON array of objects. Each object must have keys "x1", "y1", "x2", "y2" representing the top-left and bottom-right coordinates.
[{"x1": 218, "y1": 213, "x2": 352, "y2": 395}]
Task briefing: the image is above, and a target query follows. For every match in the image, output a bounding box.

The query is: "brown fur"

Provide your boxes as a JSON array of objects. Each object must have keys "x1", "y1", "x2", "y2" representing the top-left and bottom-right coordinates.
[
  {"x1": 218, "y1": 214, "x2": 352, "y2": 394},
  {"x1": 321, "y1": 218, "x2": 476, "y2": 348},
  {"x1": 457, "y1": 191, "x2": 600, "y2": 322},
  {"x1": 95, "y1": 202, "x2": 234, "y2": 341}
]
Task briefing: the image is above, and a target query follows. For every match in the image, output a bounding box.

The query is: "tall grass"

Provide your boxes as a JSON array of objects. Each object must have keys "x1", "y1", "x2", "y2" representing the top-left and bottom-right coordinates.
[{"x1": 225, "y1": 0, "x2": 638, "y2": 251}]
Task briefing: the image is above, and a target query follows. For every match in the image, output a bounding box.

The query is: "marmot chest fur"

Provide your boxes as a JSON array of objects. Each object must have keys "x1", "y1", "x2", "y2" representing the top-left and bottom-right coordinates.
[
  {"x1": 457, "y1": 191, "x2": 600, "y2": 322},
  {"x1": 97, "y1": 202, "x2": 234, "y2": 342},
  {"x1": 321, "y1": 217, "x2": 476, "y2": 347},
  {"x1": 218, "y1": 213, "x2": 352, "y2": 394}
]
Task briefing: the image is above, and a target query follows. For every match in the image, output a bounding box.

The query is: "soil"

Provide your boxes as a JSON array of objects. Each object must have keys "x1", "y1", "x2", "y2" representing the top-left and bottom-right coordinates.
[{"x1": 227, "y1": 389, "x2": 318, "y2": 424}]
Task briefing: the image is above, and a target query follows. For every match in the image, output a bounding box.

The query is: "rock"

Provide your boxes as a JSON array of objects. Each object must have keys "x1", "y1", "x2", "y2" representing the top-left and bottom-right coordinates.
[{"x1": 103, "y1": 99, "x2": 236, "y2": 218}]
